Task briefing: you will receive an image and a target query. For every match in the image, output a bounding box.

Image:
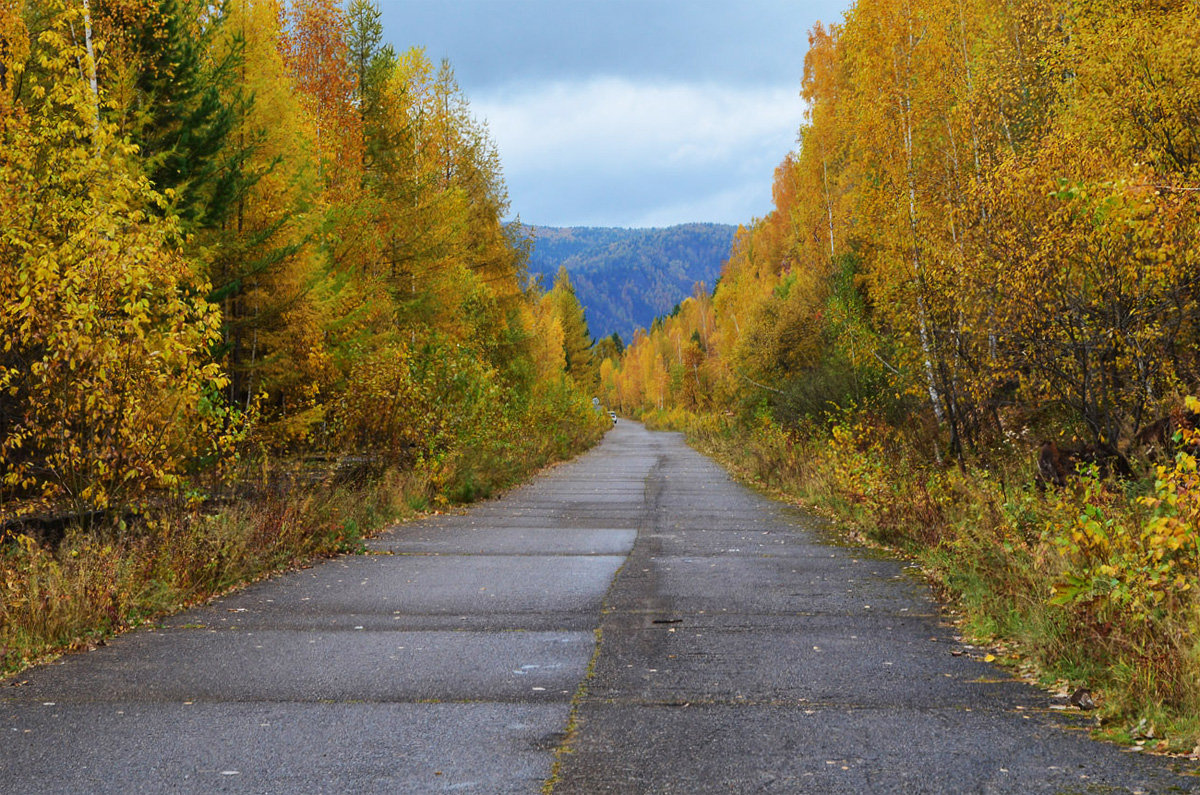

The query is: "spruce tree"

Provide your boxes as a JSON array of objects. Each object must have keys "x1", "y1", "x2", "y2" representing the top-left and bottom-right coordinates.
[
  {"x1": 552, "y1": 266, "x2": 597, "y2": 390},
  {"x1": 129, "y1": 0, "x2": 255, "y2": 230}
]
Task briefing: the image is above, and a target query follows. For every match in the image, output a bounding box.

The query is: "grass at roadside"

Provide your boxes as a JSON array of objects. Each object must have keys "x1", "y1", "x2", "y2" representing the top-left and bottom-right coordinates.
[
  {"x1": 0, "y1": 469, "x2": 415, "y2": 676},
  {"x1": 640, "y1": 407, "x2": 1200, "y2": 755}
]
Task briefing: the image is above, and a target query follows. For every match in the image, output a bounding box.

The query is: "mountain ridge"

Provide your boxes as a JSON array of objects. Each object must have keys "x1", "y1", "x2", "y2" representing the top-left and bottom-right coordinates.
[{"x1": 525, "y1": 223, "x2": 735, "y2": 344}]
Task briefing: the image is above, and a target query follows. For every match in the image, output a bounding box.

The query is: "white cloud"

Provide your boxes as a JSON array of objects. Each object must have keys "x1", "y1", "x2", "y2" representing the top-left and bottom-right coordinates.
[
  {"x1": 473, "y1": 77, "x2": 803, "y2": 226},
  {"x1": 629, "y1": 183, "x2": 770, "y2": 229}
]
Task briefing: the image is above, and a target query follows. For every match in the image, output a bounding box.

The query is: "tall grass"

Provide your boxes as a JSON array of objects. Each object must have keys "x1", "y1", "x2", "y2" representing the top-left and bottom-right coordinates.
[{"x1": 1, "y1": 470, "x2": 410, "y2": 673}]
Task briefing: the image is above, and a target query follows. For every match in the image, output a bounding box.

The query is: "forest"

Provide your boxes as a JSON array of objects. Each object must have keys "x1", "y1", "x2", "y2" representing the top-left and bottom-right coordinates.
[
  {"x1": 526, "y1": 223, "x2": 734, "y2": 343},
  {"x1": 0, "y1": 0, "x2": 603, "y2": 670},
  {"x1": 601, "y1": 0, "x2": 1200, "y2": 748}
]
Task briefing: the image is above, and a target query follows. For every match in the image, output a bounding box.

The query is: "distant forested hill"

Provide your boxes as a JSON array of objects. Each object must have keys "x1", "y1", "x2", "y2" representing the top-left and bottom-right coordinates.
[{"x1": 525, "y1": 224, "x2": 736, "y2": 344}]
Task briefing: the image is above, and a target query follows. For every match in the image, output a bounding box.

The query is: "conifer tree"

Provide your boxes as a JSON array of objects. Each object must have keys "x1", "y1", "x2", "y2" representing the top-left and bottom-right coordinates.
[
  {"x1": 550, "y1": 267, "x2": 596, "y2": 390},
  {"x1": 126, "y1": 0, "x2": 254, "y2": 230}
]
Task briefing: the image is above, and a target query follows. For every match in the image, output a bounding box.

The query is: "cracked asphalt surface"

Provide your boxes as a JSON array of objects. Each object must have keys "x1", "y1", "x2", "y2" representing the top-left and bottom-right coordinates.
[{"x1": 3, "y1": 421, "x2": 1199, "y2": 793}]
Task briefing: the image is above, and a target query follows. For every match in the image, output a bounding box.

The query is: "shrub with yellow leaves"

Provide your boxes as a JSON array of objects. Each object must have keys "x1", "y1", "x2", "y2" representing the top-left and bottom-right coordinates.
[
  {"x1": 1135, "y1": 397, "x2": 1200, "y2": 616},
  {"x1": 0, "y1": 8, "x2": 234, "y2": 519},
  {"x1": 1047, "y1": 397, "x2": 1200, "y2": 707}
]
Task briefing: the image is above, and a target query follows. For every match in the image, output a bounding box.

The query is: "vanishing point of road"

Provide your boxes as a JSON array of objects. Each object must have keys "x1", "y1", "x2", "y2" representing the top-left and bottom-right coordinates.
[{"x1": 3, "y1": 422, "x2": 1198, "y2": 793}]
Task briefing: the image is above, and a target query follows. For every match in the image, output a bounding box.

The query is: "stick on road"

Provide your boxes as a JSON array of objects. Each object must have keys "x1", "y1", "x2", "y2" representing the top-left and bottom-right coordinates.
[{"x1": 2, "y1": 422, "x2": 1197, "y2": 793}]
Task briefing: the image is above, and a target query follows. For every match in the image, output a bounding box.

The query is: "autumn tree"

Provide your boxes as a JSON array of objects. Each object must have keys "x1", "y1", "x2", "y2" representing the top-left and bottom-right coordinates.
[
  {"x1": 548, "y1": 267, "x2": 596, "y2": 391},
  {"x1": 283, "y1": 0, "x2": 362, "y2": 195},
  {"x1": 200, "y1": 0, "x2": 344, "y2": 448},
  {"x1": 1, "y1": 7, "x2": 231, "y2": 516}
]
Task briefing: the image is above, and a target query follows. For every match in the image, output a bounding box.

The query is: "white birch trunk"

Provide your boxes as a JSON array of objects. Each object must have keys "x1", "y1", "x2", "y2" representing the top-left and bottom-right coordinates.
[
  {"x1": 822, "y1": 158, "x2": 836, "y2": 262},
  {"x1": 896, "y1": 11, "x2": 944, "y2": 422}
]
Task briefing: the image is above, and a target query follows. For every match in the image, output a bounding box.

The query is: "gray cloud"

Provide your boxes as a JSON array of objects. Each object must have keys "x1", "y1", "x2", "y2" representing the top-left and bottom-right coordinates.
[
  {"x1": 380, "y1": 0, "x2": 842, "y2": 87},
  {"x1": 474, "y1": 78, "x2": 799, "y2": 226},
  {"x1": 379, "y1": 0, "x2": 850, "y2": 227}
]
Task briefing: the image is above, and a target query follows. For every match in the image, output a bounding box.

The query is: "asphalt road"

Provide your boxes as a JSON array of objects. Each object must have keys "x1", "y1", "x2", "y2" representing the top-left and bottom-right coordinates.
[{"x1": 3, "y1": 421, "x2": 1198, "y2": 793}]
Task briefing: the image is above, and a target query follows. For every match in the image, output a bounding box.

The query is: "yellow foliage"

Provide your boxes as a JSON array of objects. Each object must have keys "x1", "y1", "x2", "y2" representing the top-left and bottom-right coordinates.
[{"x1": 1, "y1": 10, "x2": 232, "y2": 515}]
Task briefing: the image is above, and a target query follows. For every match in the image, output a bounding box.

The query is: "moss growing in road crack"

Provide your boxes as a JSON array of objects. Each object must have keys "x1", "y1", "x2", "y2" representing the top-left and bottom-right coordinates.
[{"x1": 542, "y1": 625, "x2": 605, "y2": 795}]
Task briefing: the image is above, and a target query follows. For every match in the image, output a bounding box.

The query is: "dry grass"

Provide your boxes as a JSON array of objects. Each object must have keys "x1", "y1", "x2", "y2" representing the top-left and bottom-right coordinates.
[
  {"x1": 1, "y1": 406, "x2": 606, "y2": 677},
  {"x1": 0, "y1": 469, "x2": 414, "y2": 674}
]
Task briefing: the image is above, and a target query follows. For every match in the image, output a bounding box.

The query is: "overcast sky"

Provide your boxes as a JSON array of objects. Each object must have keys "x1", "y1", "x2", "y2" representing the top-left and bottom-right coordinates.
[{"x1": 378, "y1": 1, "x2": 851, "y2": 228}]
